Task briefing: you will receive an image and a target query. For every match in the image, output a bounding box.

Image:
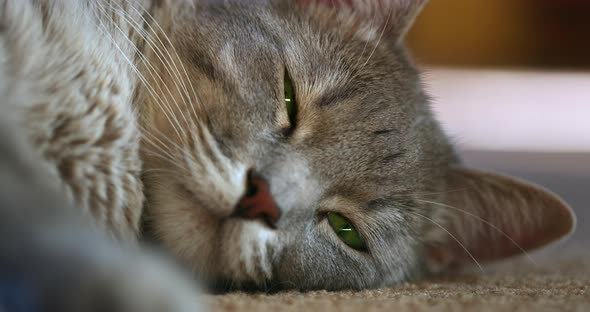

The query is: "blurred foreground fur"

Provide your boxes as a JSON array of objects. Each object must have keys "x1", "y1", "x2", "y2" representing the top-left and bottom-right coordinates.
[{"x1": 0, "y1": 119, "x2": 201, "y2": 311}]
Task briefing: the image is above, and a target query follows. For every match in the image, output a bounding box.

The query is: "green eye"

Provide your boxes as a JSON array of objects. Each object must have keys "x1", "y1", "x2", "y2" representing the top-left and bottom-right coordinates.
[
  {"x1": 327, "y1": 212, "x2": 367, "y2": 251},
  {"x1": 284, "y1": 71, "x2": 298, "y2": 127}
]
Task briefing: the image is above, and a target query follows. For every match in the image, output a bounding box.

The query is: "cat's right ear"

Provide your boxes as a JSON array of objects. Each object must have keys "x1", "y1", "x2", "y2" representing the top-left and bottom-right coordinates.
[
  {"x1": 424, "y1": 166, "x2": 576, "y2": 272},
  {"x1": 295, "y1": 0, "x2": 427, "y2": 43}
]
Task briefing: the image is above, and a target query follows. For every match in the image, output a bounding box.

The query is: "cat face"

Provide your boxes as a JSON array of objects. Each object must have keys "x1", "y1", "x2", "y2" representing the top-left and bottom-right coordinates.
[{"x1": 139, "y1": 0, "x2": 575, "y2": 290}]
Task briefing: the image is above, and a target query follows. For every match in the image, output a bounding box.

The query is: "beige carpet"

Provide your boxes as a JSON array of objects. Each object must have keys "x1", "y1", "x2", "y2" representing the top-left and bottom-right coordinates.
[{"x1": 206, "y1": 244, "x2": 589, "y2": 312}]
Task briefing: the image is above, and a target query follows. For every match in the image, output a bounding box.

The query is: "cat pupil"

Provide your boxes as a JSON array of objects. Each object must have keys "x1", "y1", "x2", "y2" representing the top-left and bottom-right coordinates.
[{"x1": 284, "y1": 70, "x2": 298, "y2": 130}]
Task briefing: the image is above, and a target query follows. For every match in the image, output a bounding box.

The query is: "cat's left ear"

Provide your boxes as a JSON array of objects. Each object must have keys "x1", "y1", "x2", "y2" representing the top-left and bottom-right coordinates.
[
  {"x1": 297, "y1": 0, "x2": 427, "y2": 43},
  {"x1": 424, "y1": 166, "x2": 576, "y2": 272}
]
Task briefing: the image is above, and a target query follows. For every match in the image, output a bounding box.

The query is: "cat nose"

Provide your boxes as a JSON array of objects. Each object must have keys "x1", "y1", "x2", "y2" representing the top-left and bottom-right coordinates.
[{"x1": 233, "y1": 171, "x2": 281, "y2": 228}]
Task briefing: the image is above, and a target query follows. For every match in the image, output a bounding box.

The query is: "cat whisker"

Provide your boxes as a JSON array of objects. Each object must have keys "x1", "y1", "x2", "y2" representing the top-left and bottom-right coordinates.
[
  {"x1": 359, "y1": 5, "x2": 392, "y2": 71},
  {"x1": 95, "y1": 1, "x2": 189, "y2": 140},
  {"x1": 416, "y1": 198, "x2": 537, "y2": 265},
  {"x1": 392, "y1": 188, "x2": 474, "y2": 199},
  {"x1": 137, "y1": 121, "x2": 197, "y2": 177},
  {"x1": 193, "y1": 122, "x2": 233, "y2": 174},
  {"x1": 141, "y1": 146, "x2": 178, "y2": 168},
  {"x1": 128, "y1": 3, "x2": 204, "y2": 121},
  {"x1": 405, "y1": 210, "x2": 484, "y2": 272},
  {"x1": 107, "y1": 5, "x2": 190, "y2": 125},
  {"x1": 146, "y1": 142, "x2": 174, "y2": 163},
  {"x1": 139, "y1": 130, "x2": 189, "y2": 171},
  {"x1": 355, "y1": 9, "x2": 376, "y2": 70},
  {"x1": 182, "y1": 142, "x2": 220, "y2": 181},
  {"x1": 93, "y1": 3, "x2": 187, "y2": 142},
  {"x1": 143, "y1": 124, "x2": 189, "y2": 159},
  {"x1": 143, "y1": 168, "x2": 179, "y2": 176},
  {"x1": 134, "y1": 119, "x2": 183, "y2": 162},
  {"x1": 140, "y1": 130, "x2": 178, "y2": 158},
  {"x1": 106, "y1": 1, "x2": 196, "y2": 128}
]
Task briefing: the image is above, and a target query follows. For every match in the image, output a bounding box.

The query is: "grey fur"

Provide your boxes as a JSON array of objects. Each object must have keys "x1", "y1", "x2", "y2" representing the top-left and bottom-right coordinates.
[{"x1": 141, "y1": 0, "x2": 455, "y2": 290}]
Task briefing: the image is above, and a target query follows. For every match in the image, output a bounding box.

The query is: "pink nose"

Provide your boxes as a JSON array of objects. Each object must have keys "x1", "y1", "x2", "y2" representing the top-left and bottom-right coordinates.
[{"x1": 234, "y1": 171, "x2": 281, "y2": 227}]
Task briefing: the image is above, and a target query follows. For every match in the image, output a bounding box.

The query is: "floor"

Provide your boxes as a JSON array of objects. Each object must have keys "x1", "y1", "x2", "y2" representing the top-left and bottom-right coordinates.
[{"x1": 207, "y1": 255, "x2": 590, "y2": 312}]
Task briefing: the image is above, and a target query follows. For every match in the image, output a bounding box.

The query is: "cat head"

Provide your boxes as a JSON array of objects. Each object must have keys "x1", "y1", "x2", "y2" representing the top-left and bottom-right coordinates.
[{"x1": 137, "y1": 0, "x2": 575, "y2": 290}]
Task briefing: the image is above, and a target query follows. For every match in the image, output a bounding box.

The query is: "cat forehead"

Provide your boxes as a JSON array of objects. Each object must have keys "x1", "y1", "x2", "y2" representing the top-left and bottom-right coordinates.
[
  {"x1": 186, "y1": 2, "x2": 395, "y2": 57},
  {"x1": 181, "y1": 4, "x2": 411, "y2": 104}
]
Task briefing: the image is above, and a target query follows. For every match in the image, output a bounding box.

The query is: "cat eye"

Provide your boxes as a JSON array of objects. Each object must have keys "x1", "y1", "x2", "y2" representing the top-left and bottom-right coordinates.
[
  {"x1": 327, "y1": 212, "x2": 367, "y2": 251},
  {"x1": 283, "y1": 70, "x2": 298, "y2": 130}
]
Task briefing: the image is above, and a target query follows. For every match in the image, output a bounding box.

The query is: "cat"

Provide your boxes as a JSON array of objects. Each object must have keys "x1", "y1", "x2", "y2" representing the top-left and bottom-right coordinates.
[{"x1": 0, "y1": 0, "x2": 576, "y2": 310}]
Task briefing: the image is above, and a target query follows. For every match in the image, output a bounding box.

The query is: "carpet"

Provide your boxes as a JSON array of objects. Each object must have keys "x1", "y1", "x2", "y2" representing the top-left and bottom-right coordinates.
[{"x1": 206, "y1": 244, "x2": 589, "y2": 311}]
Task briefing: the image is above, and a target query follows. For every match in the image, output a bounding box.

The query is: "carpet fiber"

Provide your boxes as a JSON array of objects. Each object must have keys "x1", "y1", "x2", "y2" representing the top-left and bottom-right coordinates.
[{"x1": 207, "y1": 244, "x2": 589, "y2": 312}]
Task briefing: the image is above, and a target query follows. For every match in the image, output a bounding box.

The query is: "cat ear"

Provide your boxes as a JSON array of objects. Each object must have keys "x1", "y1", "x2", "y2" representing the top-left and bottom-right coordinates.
[
  {"x1": 425, "y1": 166, "x2": 576, "y2": 271},
  {"x1": 296, "y1": 0, "x2": 427, "y2": 42}
]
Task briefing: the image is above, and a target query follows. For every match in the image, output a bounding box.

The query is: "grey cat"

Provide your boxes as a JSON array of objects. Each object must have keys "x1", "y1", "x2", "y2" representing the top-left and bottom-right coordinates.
[{"x1": 0, "y1": 0, "x2": 575, "y2": 310}]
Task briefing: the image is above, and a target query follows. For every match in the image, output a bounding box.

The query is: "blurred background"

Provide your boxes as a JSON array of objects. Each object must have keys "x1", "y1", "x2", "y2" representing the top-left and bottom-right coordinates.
[{"x1": 406, "y1": 0, "x2": 589, "y2": 246}]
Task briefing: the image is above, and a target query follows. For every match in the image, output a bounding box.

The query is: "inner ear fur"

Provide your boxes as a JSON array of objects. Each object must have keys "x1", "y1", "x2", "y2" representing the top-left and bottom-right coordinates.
[
  {"x1": 296, "y1": 0, "x2": 427, "y2": 42},
  {"x1": 425, "y1": 166, "x2": 576, "y2": 271}
]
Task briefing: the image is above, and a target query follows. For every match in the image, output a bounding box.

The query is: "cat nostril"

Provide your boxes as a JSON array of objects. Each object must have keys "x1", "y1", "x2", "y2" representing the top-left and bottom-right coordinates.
[{"x1": 234, "y1": 170, "x2": 281, "y2": 228}]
